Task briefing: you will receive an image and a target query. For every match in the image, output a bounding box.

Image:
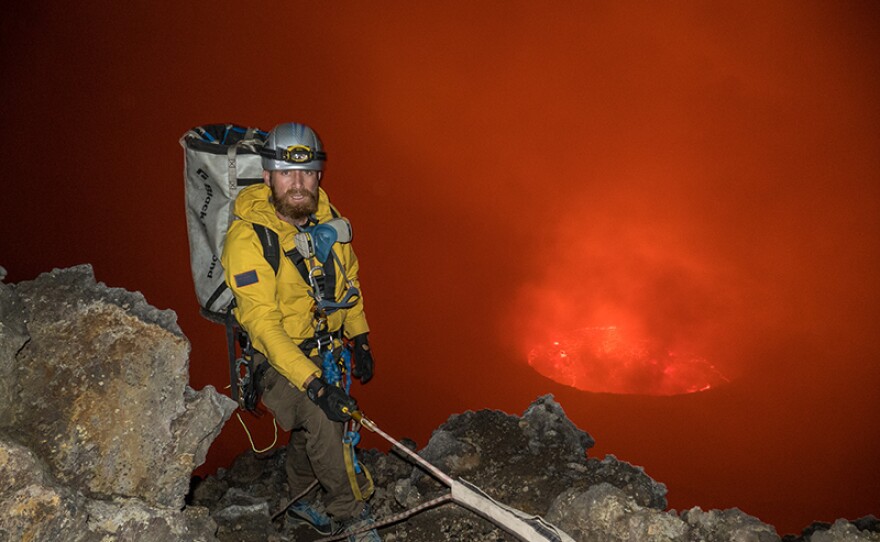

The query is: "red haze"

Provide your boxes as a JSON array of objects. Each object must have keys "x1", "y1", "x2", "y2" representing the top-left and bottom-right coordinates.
[{"x1": 1, "y1": 1, "x2": 878, "y2": 535}]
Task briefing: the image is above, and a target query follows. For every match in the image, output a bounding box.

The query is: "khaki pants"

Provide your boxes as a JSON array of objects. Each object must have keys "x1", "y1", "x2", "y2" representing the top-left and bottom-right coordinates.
[{"x1": 257, "y1": 354, "x2": 369, "y2": 519}]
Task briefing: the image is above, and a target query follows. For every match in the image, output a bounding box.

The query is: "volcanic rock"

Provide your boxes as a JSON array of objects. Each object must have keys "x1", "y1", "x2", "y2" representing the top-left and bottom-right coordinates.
[
  {"x1": 547, "y1": 483, "x2": 688, "y2": 541},
  {"x1": 0, "y1": 277, "x2": 26, "y2": 424},
  {"x1": 194, "y1": 394, "x2": 879, "y2": 542},
  {"x1": 0, "y1": 436, "x2": 89, "y2": 541},
  {"x1": 783, "y1": 517, "x2": 880, "y2": 542},
  {"x1": 192, "y1": 396, "x2": 669, "y2": 541},
  {"x1": 0, "y1": 265, "x2": 235, "y2": 540}
]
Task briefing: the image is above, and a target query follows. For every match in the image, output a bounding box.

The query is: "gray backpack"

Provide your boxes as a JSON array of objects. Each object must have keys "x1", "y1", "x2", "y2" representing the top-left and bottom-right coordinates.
[
  {"x1": 181, "y1": 124, "x2": 268, "y2": 319},
  {"x1": 182, "y1": 124, "x2": 276, "y2": 409}
]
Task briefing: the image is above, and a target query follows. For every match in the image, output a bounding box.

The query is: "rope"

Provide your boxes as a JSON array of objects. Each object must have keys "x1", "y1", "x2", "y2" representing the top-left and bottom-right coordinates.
[
  {"x1": 235, "y1": 412, "x2": 278, "y2": 453},
  {"x1": 313, "y1": 493, "x2": 454, "y2": 542}
]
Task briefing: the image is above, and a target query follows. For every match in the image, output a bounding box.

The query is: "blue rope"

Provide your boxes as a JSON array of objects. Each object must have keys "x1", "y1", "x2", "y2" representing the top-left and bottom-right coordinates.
[
  {"x1": 321, "y1": 349, "x2": 342, "y2": 385},
  {"x1": 320, "y1": 344, "x2": 362, "y2": 474},
  {"x1": 341, "y1": 348, "x2": 353, "y2": 394}
]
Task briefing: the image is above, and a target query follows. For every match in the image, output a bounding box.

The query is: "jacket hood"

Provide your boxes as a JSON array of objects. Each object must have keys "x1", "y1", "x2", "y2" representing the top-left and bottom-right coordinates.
[{"x1": 233, "y1": 184, "x2": 334, "y2": 230}]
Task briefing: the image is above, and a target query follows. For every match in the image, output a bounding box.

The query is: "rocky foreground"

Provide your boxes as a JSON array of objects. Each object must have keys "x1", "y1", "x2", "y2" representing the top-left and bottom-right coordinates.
[
  {"x1": 1, "y1": 266, "x2": 877, "y2": 541},
  {"x1": 191, "y1": 396, "x2": 879, "y2": 542}
]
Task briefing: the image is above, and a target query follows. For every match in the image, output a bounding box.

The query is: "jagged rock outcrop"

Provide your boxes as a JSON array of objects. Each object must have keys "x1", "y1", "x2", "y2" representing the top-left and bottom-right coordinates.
[{"x1": 0, "y1": 265, "x2": 236, "y2": 540}]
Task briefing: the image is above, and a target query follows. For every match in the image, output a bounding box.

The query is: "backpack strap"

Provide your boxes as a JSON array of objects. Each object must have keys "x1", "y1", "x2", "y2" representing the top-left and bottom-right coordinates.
[
  {"x1": 204, "y1": 282, "x2": 230, "y2": 316},
  {"x1": 252, "y1": 224, "x2": 281, "y2": 274},
  {"x1": 251, "y1": 220, "x2": 341, "y2": 311}
]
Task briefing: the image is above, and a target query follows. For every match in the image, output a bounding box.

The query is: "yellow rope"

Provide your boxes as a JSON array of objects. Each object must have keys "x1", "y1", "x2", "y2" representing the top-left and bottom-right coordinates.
[{"x1": 236, "y1": 412, "x2": 279, "y2": 453}]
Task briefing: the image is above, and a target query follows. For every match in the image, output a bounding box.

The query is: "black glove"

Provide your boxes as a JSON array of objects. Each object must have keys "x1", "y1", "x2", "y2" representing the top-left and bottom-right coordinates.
[
  {"x1": 351, "y1": 333, "x2": 374, "y2": 384},
  {"x1": 306, "y1": 378, "x2": 357, "y2": 422}
]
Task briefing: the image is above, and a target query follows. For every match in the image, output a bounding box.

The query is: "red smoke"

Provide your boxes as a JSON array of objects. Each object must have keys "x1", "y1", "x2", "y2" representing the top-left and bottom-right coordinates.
[{"x1": 1, "y1": 1, "x2": 878, "y2": 535}]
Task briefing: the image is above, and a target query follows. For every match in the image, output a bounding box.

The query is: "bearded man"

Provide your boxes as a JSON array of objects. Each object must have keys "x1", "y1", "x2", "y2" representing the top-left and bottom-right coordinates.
[{"x1": 221, "y1": 122, "x2": 380, "y2": 541}]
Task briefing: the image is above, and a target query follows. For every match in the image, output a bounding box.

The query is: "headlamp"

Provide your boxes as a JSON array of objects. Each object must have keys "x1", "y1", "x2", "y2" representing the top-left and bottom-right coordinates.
[{"x1": 261, "y1": 144, "x2": 327, "y2": 164}]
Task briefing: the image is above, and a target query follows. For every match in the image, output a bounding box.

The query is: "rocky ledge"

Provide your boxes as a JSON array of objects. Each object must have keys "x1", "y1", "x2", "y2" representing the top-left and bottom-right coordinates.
[{"x1": 191, "y1": 394, "x2": 878, "y2": 542}]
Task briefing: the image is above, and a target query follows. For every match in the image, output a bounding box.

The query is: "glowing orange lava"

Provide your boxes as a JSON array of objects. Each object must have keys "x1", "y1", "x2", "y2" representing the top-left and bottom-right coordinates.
[{"x1": 528, "y1": 326, "x2": 729, "y2": 395}]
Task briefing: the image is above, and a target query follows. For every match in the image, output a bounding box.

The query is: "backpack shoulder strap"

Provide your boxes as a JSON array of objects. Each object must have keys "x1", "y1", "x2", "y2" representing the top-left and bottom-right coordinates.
[
  {"x1": 251, "y1": 221, "x2": 338, "y2": 304},
  {"x1": 251, "y1": 222, "x2": 313, "y2": 287},
  {"x1": 252, "y1": 224, "x2": 280, "y2": 274},
  {"x1": 283, "y1": 246, "x2": 313, "y2": 288}
]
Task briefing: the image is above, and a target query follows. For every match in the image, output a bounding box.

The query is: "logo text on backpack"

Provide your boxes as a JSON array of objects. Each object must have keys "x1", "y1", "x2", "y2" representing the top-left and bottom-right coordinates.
[
  {"x1": 207, "y1": 254, "x2": 219, "y2": 279},
  {"x1": 199, "y1": 183, "x2": 214, "y2": 222}
]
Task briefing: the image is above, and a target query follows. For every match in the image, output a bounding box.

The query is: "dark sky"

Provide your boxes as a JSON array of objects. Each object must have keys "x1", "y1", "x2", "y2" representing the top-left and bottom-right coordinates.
[{"x1": 2, "y1": 1, "x2": 878, "y2": 535}]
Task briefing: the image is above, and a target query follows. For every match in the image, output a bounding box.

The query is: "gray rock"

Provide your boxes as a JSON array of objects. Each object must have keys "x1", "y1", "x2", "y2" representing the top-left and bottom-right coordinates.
[
  {"x1": 547, "y1": 483, "x2": 687, "y2": 542},
  {"x1": 189, "y1": 475, "x2": 230, "y2": 507},
  {"x1": 584, "y1": 454, "x2": 668, "y2": 510},
  {"x1": 853, "y1": 517, "x2": 880, "y2": 533},
  {"x1": 412, "y1": 395, "x2": 595, "y2": 517},
  {"x1": 807, "y1": 519, "x2": 880, "y2": 542},
  {"x1": 0, "y1": 280, "x2": 27, "y2": 426},
  {"x1": 81, "y1": 498, "x2": 219, "y2": 542},
  {"x1": 211, "y1": 487, "x2": 276, "y2": 542},
  {"x1": 7, "y1": 265, "x2": 236, "y2": 508},
  {"x1": 681, "y1": 506, "x2": 780, "y2": 542},
  {"x1": 0, "y1": 436, "x2": 89, "y2": 542},
  {"x1": 0, "y1": 435, "x2": 218, "y2": 542},
  {"x1": 0, "y1": 265, "x2": 238, "y2": 541},
  {"x1": 789, "y1": 518, "x2": 880, "y2": 542},
  {"x1": 521, "y1": 394, "x2": 596, "y2": 457}
]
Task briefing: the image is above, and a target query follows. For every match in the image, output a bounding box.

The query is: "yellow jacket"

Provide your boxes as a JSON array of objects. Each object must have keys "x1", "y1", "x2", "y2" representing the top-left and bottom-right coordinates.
[{"x1": 221, "y1": 184, "x2": 369, "y2": 390}]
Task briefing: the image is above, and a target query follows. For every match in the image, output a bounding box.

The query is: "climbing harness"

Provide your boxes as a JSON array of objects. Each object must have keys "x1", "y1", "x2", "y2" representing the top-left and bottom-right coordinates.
[
  {"x1": 293, "y1": 222, "x2": 373, "y2": 502},
  {"x1": 313, "y1": 409, "x2": 576, "y2": 542}
]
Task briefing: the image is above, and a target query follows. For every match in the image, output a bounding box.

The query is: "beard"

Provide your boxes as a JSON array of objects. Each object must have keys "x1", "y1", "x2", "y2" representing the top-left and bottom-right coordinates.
[{"x1": 271, "y1": 184, "x2": 319, "y2": 222}]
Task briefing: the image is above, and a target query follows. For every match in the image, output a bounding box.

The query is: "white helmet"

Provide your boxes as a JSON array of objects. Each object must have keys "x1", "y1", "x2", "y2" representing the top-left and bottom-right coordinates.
[{"x1": 260, "y1": 122, "x2": 326, "y2": 171}]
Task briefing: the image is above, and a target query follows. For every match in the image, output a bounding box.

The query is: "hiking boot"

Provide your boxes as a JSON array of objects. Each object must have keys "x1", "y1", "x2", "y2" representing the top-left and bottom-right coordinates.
[
  {"x1": 331, "y1": 503, "x2": 382, "y2": 542},
  {"x1": 287, "y1": 500, "x2": 333, "y2": 535}
]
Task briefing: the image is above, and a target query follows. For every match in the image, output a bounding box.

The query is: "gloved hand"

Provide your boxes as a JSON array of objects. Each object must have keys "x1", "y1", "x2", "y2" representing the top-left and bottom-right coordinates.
[
  {"x1": 351, "y1": 333, "x2": 374, "y2": 384},
  {"x1": 306, "y1": 378, "x2": 357, "y2": 422}
]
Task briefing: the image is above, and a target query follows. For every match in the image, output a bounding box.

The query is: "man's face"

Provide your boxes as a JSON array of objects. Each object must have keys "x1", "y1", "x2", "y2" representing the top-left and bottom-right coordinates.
[{"x1": 264, "y1": 169, "x2": 320, "y2": 223}]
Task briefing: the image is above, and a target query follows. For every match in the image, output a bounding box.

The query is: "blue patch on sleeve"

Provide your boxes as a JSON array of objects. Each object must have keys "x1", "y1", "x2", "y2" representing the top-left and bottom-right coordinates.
[{"x1": 234, "y1": 270, "x2": 259, "y2": 288}]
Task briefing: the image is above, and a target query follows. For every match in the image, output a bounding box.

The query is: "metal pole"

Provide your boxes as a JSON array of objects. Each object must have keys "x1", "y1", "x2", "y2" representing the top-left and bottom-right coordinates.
[{"x1": 348, "y1": 409, "x2": 454, "y2": 488}]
